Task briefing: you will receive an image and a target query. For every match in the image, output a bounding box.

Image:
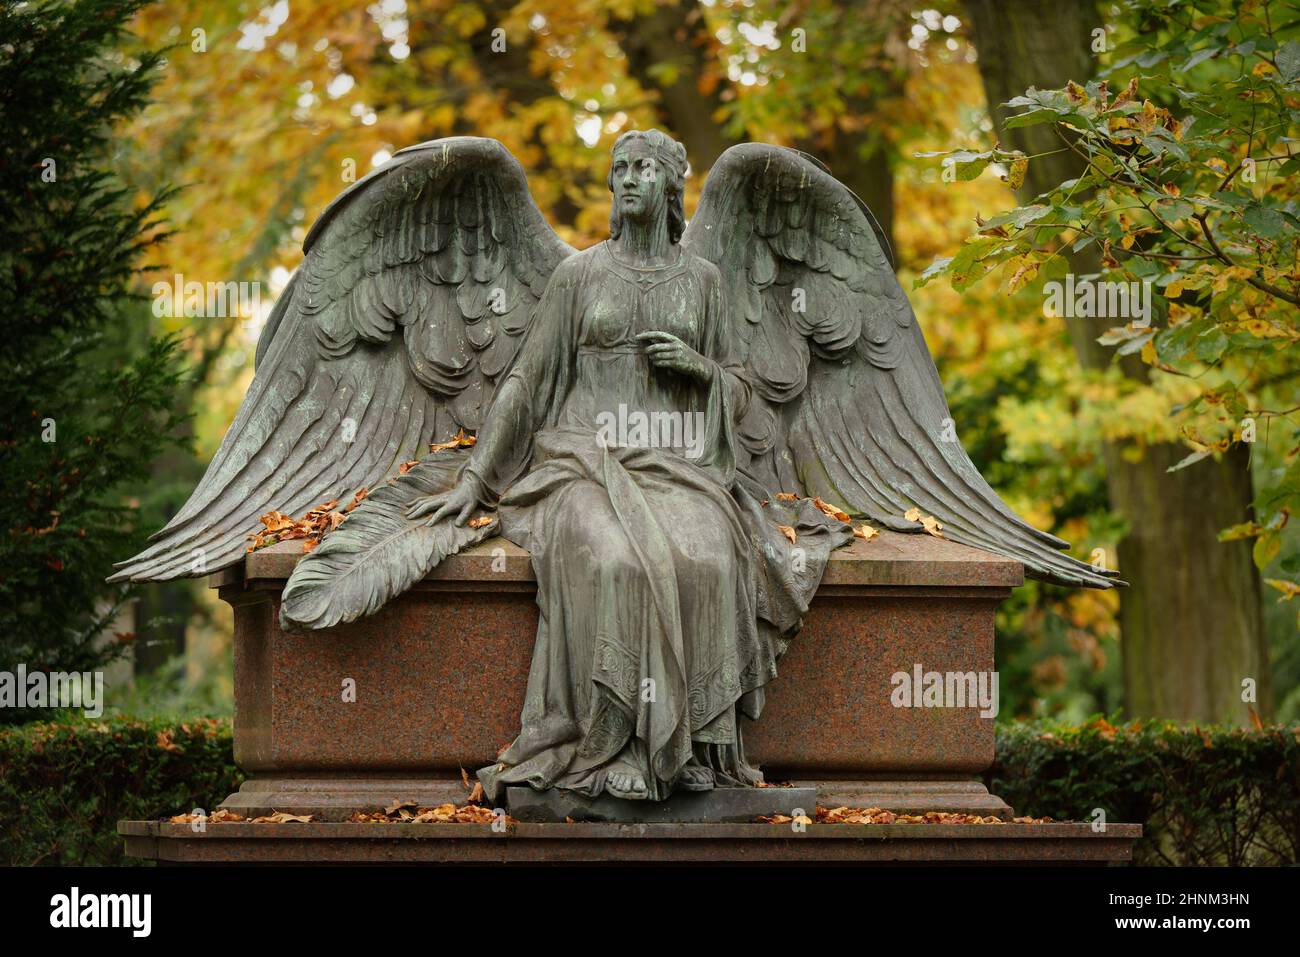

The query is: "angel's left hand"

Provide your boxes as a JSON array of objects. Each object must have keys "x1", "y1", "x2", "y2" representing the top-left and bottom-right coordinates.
[{"x1": 636, "y1": 331, "x2": 712, "y2": 382}]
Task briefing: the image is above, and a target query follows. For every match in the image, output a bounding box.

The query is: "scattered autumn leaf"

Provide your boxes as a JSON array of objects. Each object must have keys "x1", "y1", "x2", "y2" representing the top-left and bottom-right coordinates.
[
  {"x1": 429, "y1": 428, "x2": 476, "y2": 454},
  {"x1": 348, "y1": 803, "x2": 509, "y2": 825},
  {"x1": 811, "y1": 497, "x2": 851, "y2": 523},
  {"x1": 903, "y1": 507, "x2": 945, "y2": 538},
  {"x1": 757, "y1": 805, "x2": 1052, "y2": 825}
]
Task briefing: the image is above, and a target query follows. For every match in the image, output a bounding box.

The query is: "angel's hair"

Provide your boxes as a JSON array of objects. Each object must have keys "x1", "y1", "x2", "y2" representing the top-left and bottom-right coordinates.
[{"x1": 607, "y1": 129, "x2": 688, "y2": 245}]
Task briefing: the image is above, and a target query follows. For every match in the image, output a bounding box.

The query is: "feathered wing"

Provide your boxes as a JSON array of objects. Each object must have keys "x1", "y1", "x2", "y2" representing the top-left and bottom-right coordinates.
[
  {"x1": 112, "y1": 137, "x2": 573, "y2": 583},
  {"x1": 683, "y1": 143, "x2": 1120, "y2": 589}
]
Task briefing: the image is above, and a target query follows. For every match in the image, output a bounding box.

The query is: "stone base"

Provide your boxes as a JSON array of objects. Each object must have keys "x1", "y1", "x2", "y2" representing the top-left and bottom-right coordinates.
[
  {"x1": 506, "y1": 785, "x2": 818, "y2": 824},
  {"x1": 218, "y1": 534, "x2": 1021, "y2": 779},
  {"x1": 804, "y1": 779, "x2": 1012, "y2": 820},
  {"x1": 219, "y1": 777, "x2": 474, "y2": 822},
  {"x1": 118, "y1": 820, "x2": 1141, "y2": 865},
  {"x1": 218, "y1": 780, "x2": 1013, "y2": 821},
  {"x1": 218, "y1": 776, "x2": 1011, "y2": 823}
]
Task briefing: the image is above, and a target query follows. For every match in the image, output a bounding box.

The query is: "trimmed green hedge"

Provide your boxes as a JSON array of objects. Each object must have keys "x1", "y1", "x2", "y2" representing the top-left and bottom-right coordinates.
[
  {"x1": 2, "y1": 716, "x2": 1296, "y2": 865},
  {"x1": 0, "y1": 717, "x2": 241, "y2": 866},
  {"x1": 990, "y1": 718, "x2": 1300, "y2": 866}
]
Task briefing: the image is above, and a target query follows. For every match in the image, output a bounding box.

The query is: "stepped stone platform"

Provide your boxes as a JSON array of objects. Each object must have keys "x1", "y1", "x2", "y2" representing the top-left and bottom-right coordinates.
[
  {"x1": 118, "y1": 820, "x2": 1141, "y2": 865},
  {"x1": 121, "y1": 530, "x2": 1141, "y2": 863}
]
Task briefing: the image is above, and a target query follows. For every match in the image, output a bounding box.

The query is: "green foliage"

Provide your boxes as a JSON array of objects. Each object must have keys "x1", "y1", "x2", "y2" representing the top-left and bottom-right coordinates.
[
  {"x1": 992, "y1": 717, "x2": 1300, "y2": 865},
  {"x1": 2, "y1": 715, "x2": 1294, "y2": 866},
  {"x1": 0, "y1": 716, "x2": 241, "y2": 866},
  {"x1": 917, "y1": 0, "x2": 1300, "y2": 611},
  {"x1": 0, "y1": 0, "x2": 189, "y2": 695}
]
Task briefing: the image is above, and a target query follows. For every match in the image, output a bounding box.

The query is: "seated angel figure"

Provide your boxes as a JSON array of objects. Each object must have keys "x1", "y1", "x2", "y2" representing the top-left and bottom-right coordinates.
[
  {"x1": 112, "y1": 130, "x2": 1117, "y2": 805},
  {"x1": 407, "y1": 129, "x2": 839, "y2": 801}
]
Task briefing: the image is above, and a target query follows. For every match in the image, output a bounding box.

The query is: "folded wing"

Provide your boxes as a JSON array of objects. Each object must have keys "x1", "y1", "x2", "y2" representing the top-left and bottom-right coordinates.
[
  {"x1": 683, "y1": 143, "x2": 1119, "y2": 588},
  {"x1": 112, "y1": 137, "x2": 573, "y2": 582}
]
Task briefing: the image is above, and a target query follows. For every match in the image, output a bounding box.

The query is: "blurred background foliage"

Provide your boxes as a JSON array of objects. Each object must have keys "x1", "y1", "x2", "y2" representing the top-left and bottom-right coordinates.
[{"x1": 3, "y1": 0, "x2": 1296, "y2": 727}]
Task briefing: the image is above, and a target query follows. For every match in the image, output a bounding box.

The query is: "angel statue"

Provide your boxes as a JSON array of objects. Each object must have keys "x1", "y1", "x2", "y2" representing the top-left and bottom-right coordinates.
[{"x1": 113, "y1": 131, "x2": 1118, "y2": 803}]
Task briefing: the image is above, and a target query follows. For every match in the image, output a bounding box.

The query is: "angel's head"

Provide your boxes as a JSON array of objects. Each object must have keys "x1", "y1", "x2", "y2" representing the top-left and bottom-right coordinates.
[{"x1": 607, "y1": 129, "x2": 688, "y2": 244}]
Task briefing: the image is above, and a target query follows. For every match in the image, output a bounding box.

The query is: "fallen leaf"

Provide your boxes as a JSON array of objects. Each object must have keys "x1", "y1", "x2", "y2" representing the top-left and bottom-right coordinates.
[
  {"x1": 430, "y1": 428, "x2": 477, "y2": 454},
  {"x1": 811, "y1": 497, "x2": 851, "y2": 523},
  {"x1": 1248, "y1": 705, "x2": 1264, "y2": 731},
  {"x1": 904, "y1": 508, "x2": 944, "y2": 538},
  {"x1": 777, "y1": 524, "x2": 797, "y2": 545}
]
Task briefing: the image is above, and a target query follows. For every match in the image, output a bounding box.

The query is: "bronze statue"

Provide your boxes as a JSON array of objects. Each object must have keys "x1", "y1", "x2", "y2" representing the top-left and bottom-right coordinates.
[{"x1": 113, "y1": 131, "x2": 1117, "y2": 802}]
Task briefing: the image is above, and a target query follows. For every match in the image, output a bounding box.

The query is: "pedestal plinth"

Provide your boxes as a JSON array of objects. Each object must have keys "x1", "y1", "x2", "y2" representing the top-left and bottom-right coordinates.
[{"x1": 212, "y1": 531, "x2": 1021, "y2": 822}]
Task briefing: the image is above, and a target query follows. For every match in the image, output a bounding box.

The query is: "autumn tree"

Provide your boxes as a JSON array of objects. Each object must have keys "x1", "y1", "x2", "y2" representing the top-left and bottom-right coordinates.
[{"x1": 927, "y1": 0, "x2": 1297, "y2": 722}]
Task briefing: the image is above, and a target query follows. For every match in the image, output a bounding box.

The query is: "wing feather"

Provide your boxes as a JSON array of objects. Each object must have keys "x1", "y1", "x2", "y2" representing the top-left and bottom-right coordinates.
[
  {"x1": 112, "y1": 138, "x2": 573, "y2": 582},
  {"x1": 684, "y1": 143, "x2": 1120, "y2": 589}
]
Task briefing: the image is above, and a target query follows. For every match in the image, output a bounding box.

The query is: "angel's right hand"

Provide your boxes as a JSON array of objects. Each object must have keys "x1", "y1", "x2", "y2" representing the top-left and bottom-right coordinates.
[{"x1": 405, "y1": 479, "x2": 479, "y2": 526}]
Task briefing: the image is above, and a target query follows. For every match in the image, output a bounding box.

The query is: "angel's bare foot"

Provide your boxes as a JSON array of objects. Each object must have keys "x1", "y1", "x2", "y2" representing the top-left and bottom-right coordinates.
[
  {"x1": 675, "y1": 759, "x2": 715, "y2": 792},
  {"x1": 605, "y1": 756, "x2": 650, "y2": 800}
]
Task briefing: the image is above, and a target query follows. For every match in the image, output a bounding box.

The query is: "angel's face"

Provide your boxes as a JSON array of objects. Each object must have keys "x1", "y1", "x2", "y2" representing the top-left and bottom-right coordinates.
[{"x1": 611, "y1": 143, "x2": 665, "y2": 224}]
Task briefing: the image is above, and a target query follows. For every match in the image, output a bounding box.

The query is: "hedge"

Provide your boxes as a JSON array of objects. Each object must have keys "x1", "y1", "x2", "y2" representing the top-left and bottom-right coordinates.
[
  {"x1": 0, "y1": 717, "x2": 242, "y2": 866},
  {"x1": 2, "y1": 716, "x2": 1296, "y2": 865},
  {"x1": 990, "y1": 717, "x2": 1300, "y2": 866}
]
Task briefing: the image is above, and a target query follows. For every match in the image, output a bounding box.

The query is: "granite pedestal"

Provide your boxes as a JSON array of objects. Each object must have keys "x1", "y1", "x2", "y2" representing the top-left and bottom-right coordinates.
[{"x1": 210, "y1": 531, "x2": 1019, "y2": 823}]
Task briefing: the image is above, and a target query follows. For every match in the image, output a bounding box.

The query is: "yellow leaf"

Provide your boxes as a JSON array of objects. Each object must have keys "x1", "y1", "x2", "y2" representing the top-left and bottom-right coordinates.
[
  {"x1": 1007, "y1": 155, "x2": 1028, "y2": 190},
  {"x1": 1265, "y1": 578, "x2": 1300, "y2": 600}
]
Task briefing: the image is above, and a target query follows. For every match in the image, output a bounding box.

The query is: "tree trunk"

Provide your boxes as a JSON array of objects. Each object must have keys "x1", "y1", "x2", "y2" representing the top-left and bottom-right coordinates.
[
  {"x1": 611, "y1": 0, "x2": 739, "y2": 171},
  {"x1": 965, "y1": 0, "x2": 1269, "y2": 723}
]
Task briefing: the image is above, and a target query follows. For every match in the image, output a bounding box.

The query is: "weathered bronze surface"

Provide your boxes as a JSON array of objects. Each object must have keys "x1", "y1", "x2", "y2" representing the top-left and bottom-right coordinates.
[{"x1": 114, "y1": 131, "x2": 1117, "y2": 805}]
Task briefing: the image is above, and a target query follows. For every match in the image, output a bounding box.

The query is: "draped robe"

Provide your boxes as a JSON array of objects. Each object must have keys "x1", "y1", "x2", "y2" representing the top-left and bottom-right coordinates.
[{"x1": 467, "y1": 242, "x2": 852, "y2": 802}]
